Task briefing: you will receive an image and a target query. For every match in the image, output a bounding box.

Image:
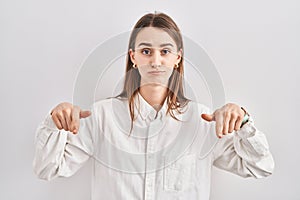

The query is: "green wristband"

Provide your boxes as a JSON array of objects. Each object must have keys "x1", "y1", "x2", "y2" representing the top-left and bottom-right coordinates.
[{"x1": 241, "y1": 107, "x2": 250, "y2": 127}]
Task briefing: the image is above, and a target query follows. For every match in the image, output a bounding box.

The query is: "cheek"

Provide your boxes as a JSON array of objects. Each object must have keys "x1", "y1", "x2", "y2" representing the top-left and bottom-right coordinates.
[
  {"x1": 164, "y1": 58, "x2": 177, "y2": 68},
  {"x1": 137, "y1": 67, "x2": 147, "y2": 77},
  {"x1": 135, "y1": 56, "x2": 149, "y2": 65},
  {"x1": 166, "y1": 68, "x2": 174, "y2": 78}
]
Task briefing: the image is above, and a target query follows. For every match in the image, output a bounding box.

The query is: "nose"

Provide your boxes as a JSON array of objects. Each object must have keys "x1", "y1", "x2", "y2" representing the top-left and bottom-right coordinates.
[{"x1": 150, "y1": 50, "x2": 162, "y2": 67}]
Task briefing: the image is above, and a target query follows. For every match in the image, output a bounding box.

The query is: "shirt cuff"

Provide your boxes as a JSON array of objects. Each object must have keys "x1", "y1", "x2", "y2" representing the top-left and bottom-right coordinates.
[
  {"x1": 235, "y1": 117, "x2": 270, "y2": 157},
  {"x1": 236, "y1": 116, "x2": 255, "y2": 139},
  {"x1": 42, "y1": 112, "x2": 60, "y2": 131},
  {"x1": 35, "y1": 112, "x2": 67, "y2": 149}
]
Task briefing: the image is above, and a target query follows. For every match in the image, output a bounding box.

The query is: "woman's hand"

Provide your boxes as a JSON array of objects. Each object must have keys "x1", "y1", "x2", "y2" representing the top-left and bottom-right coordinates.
[
  {"x1": 50, "y1": 102, "x2": 91, "y2": 134},
  {"x1": 201, "y1": 103, "x2": 246, "y2": 138}
]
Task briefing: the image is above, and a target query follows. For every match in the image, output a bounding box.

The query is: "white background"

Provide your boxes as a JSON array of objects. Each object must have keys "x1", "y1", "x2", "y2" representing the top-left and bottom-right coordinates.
[{"x1": 0, "y1": 0, "x2": 299, "y2": 199}]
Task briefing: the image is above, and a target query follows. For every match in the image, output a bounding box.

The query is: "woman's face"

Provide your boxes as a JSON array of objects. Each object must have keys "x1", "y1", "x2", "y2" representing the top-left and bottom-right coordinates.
[{"x1": 129, "y1": 27, "x2": 182, "y2": 87}]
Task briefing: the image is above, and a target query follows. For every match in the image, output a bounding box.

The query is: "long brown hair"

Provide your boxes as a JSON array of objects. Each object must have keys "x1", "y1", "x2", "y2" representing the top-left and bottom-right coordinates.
[{"x1": 116, "y1": 12, "x2": 190, "y2": 134}]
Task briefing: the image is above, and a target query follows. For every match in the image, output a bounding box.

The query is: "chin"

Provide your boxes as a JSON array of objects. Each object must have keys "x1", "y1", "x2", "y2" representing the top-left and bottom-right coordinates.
[{"x1": 140, "y1": 81, "x2": 168, "y2": 87}]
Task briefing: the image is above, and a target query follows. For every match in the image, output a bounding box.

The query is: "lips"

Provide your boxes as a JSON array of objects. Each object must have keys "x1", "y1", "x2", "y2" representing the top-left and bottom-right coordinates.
[{"x1": 148, "y1": 71, "x2": 165, "y2": 75}]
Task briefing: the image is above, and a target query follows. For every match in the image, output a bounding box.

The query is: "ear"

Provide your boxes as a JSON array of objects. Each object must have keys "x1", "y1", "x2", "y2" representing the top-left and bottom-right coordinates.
[
  {"x1": 129, "y1": 48, "x2": 136, "y2": 64},
  {"x1": 175, "y1": 48, "x2": 183, "y2": 65}
]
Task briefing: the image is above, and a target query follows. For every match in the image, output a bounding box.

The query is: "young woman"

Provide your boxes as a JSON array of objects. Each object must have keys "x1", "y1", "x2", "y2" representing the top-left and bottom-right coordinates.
[{"x1": 33, "y1": 12, "x2": 274, "y2": 200}]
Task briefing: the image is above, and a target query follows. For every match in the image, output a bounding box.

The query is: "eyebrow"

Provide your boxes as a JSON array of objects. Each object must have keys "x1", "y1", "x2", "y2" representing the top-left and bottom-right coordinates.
[{"x1": 137, "y1": 42, "x2": 174, "y2": 48}]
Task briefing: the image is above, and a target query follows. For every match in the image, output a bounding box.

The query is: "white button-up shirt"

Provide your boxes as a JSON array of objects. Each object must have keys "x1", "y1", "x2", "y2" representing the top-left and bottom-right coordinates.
[{"x1": 33, "y1": 93, "x2": 274, "y2": 200}]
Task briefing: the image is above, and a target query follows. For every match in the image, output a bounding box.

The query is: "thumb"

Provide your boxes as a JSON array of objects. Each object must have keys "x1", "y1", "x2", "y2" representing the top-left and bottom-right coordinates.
[
  {"x1": 201, "y1": 113, "x2": 215, "y2": 122},
  {"x1": 80, "y1": 110, "x2": 92, "y2": 119}
]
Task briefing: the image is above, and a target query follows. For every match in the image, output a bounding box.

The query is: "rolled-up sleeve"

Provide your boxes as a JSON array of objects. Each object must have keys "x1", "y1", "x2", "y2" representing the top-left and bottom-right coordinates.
[
  {"x1": 33, "y1": 108, "x2": 95, "y2": 181},
  {"x1": 212, "y1": 119, "x2": 275, "y2": 179}
]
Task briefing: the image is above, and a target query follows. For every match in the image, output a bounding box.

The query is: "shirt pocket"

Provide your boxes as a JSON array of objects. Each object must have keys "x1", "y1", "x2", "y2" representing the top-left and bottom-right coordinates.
[{"x1": 163, "y1": 153, "x2": 196, "y2": 192}]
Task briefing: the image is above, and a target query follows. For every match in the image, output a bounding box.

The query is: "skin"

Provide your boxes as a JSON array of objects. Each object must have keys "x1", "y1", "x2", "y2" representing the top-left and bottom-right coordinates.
[
  {"x1": 51, "y1": 27, "x2": 246, "y2": 138},
  {"x1": 50, "y1": 103, "x2": 91, "y2": 134}
]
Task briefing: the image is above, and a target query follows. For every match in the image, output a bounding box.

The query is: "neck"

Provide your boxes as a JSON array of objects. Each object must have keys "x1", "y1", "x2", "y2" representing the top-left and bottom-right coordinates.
[{"x1": 139, "y1": 84, "x2": 168, "y2": 111}]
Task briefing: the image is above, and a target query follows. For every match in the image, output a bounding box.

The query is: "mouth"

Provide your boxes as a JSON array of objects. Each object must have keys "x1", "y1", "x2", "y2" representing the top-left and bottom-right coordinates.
[{"x1": 148, "y1": 71, "x2": 165, "y2": 75}]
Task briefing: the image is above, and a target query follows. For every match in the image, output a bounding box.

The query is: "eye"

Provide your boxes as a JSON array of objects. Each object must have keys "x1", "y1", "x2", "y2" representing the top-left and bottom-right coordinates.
[
  {"x1": 141, "y1": 48, "x2": 151, "y2": 55},
  {"x1": 161, "y1": 49, "x2": 170, "y2": 55}
]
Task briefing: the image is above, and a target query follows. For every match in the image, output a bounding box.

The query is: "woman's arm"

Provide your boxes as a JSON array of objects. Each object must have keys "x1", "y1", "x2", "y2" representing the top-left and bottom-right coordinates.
[
  {"x1": 212, "y1": 120, "x2": 275, "y2": 178},
  {"x1": 33, "y1": 104, "x2": 95, "y2": 181},
  {"x1": 201, "y1": 103, "x2": 274, "y2": 178}
]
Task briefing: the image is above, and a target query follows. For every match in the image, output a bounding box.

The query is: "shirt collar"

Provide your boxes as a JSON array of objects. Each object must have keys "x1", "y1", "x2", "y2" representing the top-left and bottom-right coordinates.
[{"x1": 134, "y1": 92, "x2": 168, "y2": 121}]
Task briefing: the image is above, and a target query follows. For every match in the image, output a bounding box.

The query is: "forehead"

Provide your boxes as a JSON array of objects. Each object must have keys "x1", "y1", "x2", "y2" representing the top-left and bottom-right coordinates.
[{"x1": 135, "y1": 27, "x2": 177, "y2": 48}]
